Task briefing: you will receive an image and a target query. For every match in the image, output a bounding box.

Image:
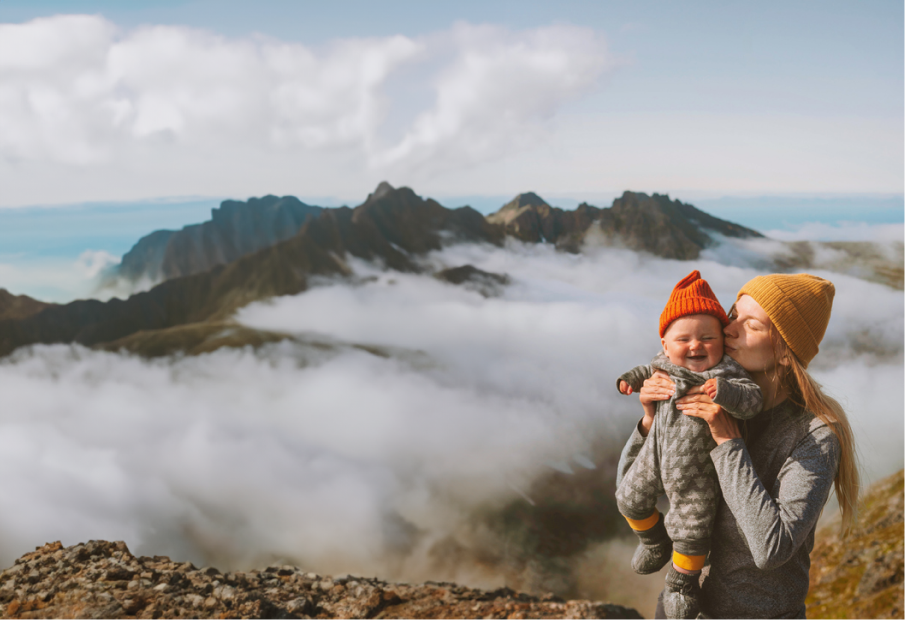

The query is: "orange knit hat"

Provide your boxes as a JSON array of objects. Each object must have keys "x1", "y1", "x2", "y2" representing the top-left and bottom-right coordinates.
[{"x1": 659, "y1": 270, "x2": 729, "y2": 337}]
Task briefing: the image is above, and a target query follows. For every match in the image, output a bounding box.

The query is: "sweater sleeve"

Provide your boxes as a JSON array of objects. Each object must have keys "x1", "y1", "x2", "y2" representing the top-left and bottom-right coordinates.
[
  {"x1": 615, "y1": 420, "x2": 648, "y2": 489},
  {"x1": 709, "y1": 425, "x2": 840, "y2": 571},
  {"x1": 616, "y1": 364, "x2": 653, "y2": 393},
  {"x1": 712, "y1": 376, "x2": 763, "y2": 420}
]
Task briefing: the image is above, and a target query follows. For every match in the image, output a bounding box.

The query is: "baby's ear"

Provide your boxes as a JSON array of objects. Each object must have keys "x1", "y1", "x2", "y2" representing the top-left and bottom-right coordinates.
[{"x1": 660, "y1": 337, "x2": 668, "y2": 354}]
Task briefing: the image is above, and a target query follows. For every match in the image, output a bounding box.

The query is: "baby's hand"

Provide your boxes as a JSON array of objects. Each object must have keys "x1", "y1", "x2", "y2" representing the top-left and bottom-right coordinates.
[
  {"x1": 703, "y1": 378, "x2": 718, "y2": 400},
  {"x1": 619, "y1": 380, "x2": 633, "y2": 395}
]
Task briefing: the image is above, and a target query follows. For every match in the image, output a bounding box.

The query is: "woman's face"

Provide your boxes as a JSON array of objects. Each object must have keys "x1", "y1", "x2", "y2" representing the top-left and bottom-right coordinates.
[{"x1": 723, "y1": 294, "x2": 780, "y2": 374}]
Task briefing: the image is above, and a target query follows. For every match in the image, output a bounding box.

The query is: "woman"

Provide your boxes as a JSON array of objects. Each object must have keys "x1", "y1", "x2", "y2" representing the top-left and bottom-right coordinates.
[{"x1": 617, "y1": 273, "x2": 859, "y2": 618}]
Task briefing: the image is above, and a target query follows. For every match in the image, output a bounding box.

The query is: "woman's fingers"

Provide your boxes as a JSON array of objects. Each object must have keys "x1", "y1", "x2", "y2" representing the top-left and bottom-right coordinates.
[
  {"x1": 677, "y1": 401, "x2": 719, "y2": 417},
  {"x1": 638, "y1": 372, "x2": 676, "y2": 405},
  {"x1": 676, "y1": 392, "x2": 715, "y2": 405},
  {"x1": 679, "y1": 403, "x2": 742, "y2": 445},
  {"x1": 639, "y1": 386, "x2": 673, "y2": 403}
]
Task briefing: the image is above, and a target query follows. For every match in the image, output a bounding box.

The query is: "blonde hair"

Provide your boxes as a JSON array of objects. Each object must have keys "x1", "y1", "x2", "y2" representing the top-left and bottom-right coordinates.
[{"x1": 773, "y1": 335, "x2": 860, "y2": 535}]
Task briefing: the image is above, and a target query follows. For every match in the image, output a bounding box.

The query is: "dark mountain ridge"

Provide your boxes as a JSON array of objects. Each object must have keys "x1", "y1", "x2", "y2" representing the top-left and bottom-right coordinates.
[
  {"x1": 3, "y1": 183, "x2": 897, "y2": 359},
  {"x1": 0, "y1": 185, "x2": 500, "y2": 357},
  {"x1": 112, "y1": 195, "x2": 323, "y2": 283},
  {"x1": 486, "y1": 190, "x2": 763, "y2": 256}
]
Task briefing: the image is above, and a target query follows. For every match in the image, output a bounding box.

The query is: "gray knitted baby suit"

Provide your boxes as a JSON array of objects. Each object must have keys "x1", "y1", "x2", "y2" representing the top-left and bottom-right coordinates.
[{"x1": 614, "y1": 352, "x2": 762, "y2": 557}]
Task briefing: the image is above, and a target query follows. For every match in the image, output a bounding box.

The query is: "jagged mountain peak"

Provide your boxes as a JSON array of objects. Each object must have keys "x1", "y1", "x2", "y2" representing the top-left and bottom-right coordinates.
[
  {"x1": 486, "y1": 192, "x2": 553, "y2": 227},
  {"x1": 504, "y1": 191, "x2": 550, "y2": 210},
  {"x1": 366, "y1": 181, "x2": 396, "y2": 203}
]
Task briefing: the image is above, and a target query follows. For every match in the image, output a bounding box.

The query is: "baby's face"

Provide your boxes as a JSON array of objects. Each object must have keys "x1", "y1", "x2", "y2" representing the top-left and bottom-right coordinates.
[{"x1": 661, "y1": 314, "x2": 724, "y2": 373}]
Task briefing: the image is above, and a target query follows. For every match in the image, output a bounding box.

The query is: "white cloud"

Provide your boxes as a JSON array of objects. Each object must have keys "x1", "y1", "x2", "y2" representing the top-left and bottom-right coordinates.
[
  {"x1": 0, "y1": 15, "x2": 608, "y2": 193},
  {"x1": 372, "y1": 23, "x2": 609, "y2": 173}
]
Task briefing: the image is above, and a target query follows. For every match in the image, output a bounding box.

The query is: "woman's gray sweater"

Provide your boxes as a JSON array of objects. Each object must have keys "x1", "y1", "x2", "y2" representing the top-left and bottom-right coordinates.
[{"x1": 616, "y1": 399, "x2": 841, "y2": 619}]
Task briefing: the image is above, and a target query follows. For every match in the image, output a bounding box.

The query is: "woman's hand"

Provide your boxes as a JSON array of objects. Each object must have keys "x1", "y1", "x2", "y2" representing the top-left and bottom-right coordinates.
[
  {"x1": 638, "y1": 370, "x2": 675, "y2": 436},
  {"x1": 677, "y1": 385, "x2": 742, "y2": 446}
]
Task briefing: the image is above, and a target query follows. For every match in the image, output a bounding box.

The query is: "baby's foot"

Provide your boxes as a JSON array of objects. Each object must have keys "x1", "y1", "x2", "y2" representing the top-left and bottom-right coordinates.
[
  {"x1": 631, "y1": 538, "x2": 672, "y2": 574},
  {"x1": 662, "y1": 565, "x2": 700, "y2": 619},
  {"x1": 629, "y1": 514, "x2": 672, "y2": 575}
]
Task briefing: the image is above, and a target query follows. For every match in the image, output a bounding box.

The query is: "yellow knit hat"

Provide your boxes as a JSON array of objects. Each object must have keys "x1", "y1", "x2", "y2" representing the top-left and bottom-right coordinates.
[{"x1": 737, "y1": 273, "x2": 835, "y2": 367}]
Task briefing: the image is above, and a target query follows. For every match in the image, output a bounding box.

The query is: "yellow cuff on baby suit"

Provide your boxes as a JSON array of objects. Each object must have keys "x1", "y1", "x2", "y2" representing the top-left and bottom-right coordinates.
[
  {"x1": 624, "y1": 511, "x2": 660, "y2": 532},
  {"x1": 673, "y1": 551, "x2": 706, "y2": 571}
]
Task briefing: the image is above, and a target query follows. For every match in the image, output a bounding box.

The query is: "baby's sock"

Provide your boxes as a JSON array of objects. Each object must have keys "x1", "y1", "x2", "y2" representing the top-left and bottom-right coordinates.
[
  {"x1": 662, "y1": 552, "x2": 704, "y2": 620},
  {"x1": 672, "y1": 551, "x2": 705, "y2": 572},
  {"x1": 624, "y1": 511, "x2": 672, "y2": 575}
]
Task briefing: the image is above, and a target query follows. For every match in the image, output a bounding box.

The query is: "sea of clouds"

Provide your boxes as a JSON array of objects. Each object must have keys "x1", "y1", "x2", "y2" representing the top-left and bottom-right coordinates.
[{"x1": 0, "y1": 239, "x2": 900, "y2": 615}]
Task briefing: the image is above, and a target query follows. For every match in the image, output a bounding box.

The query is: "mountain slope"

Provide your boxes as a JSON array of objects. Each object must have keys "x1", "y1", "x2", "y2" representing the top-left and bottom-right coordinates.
[
  {"x1": 0, "y1": 289, "x2": 54, "y2": 321},
  {"x1": 113, "y1": 195, "x2": 323, "y2": 283},
  {"x1": 0, "y1": 185, "x2": 501, "y2": 357},
  {"x1": 774, "y1": 240, "x2": 904, "y2": 289},
  {"x1": 807, "y1": 469, "x2": 904, "y2": 619}
]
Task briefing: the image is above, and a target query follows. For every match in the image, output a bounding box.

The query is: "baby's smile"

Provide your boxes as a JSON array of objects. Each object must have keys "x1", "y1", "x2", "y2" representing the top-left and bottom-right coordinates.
[{"x1": 661, "y1": 314, "x2": 724, "y2": 373}]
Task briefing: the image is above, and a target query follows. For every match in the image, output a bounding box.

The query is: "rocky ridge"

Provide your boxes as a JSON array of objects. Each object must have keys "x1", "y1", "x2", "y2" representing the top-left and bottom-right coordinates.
[
  {"x1": 0, "y1": 541, "x2": 641, "y2": 619},
  {"x1": 485, "y1": 190, "x2": 762, "y2": 257},
  {"x1": 0, "y1": 184, "x2": 501, "y2": 358},
  {"x1": 113, "y1": 195, "x2": 323, "y2": 284}
]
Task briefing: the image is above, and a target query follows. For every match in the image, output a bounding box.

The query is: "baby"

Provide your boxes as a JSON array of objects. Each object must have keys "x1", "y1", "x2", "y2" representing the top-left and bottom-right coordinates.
[{"x1": 614, "y1": 270, "x2": 762, "y2": 619}]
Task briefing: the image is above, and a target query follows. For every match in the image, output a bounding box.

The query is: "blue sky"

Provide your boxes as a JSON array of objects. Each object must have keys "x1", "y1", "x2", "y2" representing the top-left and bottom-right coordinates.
[{"x1": 0, "y1": 0, "x2": 901, "y2": 208}]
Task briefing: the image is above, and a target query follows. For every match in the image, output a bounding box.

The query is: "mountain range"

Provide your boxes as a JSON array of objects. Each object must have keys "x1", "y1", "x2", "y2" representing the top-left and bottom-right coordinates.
[{"x1": 0, "y1": 183, "x2": 900, "y2": 358}]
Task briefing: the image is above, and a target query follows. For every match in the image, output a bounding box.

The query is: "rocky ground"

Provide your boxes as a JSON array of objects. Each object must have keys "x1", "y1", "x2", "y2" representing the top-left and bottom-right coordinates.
[
  {"x1": 0, "y1": 541, "x2": 641, "y2": 619},
  {"x1": 806, "y1": 469, "x2": 904, "y2": 619}
]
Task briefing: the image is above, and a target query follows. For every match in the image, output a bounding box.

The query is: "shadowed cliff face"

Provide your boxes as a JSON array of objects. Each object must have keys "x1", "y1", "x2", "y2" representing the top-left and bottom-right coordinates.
[
  {"x1": 115, "y1": 195, "x2": 324, "y2": 283},
  {"x1": 0, "y1": 185, "x2": 502, "y2": 357},
  {"x1": 486, "y1": 190, "x2": 763, "y2": 256}
]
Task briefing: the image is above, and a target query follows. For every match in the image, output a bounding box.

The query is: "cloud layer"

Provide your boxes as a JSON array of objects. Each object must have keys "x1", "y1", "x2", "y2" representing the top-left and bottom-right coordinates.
[{"x1": 0, "y1": 15, "x2": 608, "y2": 193}]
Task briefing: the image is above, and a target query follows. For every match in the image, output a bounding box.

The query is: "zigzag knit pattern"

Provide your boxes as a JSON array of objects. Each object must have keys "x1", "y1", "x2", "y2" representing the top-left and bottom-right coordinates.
[{"x1": 615, "y1": 353, "x2": 762, "y2": 556}]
